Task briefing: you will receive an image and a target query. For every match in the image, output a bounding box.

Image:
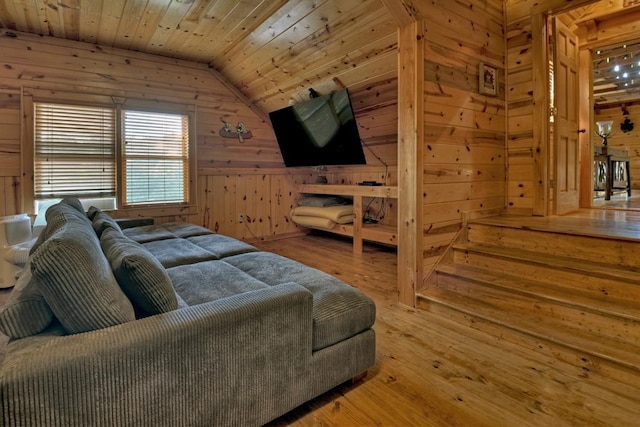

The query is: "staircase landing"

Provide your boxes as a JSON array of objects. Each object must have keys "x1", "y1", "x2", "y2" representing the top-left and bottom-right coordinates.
[
  {"x1": 418, "y1": 209, "x2": 640, "y2": 384},
  {"x1": 471, "y1": 209, "x2": 640, "y2": 242}
]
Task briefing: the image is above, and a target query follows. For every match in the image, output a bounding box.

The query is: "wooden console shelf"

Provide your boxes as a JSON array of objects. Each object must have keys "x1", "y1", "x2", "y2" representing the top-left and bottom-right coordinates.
[{"x1": 298, "y1": 184, "x2": 398, "y2": 254}]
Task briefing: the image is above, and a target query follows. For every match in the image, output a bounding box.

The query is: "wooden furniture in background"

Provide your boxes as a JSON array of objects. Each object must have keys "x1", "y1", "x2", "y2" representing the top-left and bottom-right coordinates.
[
  {"x1": 594, "y1": 146, "x2": 631, "y2": 200},
  {"x1": 298, "y1": 184, "x2": 398, "y2": 254}
]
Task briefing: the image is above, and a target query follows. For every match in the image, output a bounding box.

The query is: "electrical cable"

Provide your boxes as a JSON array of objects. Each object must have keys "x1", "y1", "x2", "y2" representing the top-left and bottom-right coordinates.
[{"x1": 360, "y1": 138, "x2": 388, "y2": 185}]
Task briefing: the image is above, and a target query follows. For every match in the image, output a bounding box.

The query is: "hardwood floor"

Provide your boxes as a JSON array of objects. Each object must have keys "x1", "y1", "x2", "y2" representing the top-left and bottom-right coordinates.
[
  {"x1": 592, "y1": 193, "x2": 640, "y2": 210},
  {"x1": 1, "y1": 216, "x2": 638, "y2": 426},
  {"x1": 259, "y1": 231, "x2": 640, "y2": 427}
]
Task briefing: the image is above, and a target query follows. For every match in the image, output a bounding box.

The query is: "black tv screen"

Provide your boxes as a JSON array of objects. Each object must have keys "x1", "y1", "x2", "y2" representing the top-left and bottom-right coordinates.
[{"x1": 269, "y1": 89, "x2": 366, "y2": 167}]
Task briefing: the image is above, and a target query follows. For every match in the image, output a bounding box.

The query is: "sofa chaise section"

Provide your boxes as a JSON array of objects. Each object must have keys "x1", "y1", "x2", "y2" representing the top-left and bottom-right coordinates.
[
  {"x1": 2, "y1": 284, "x2": 314, "y2": 426},
  {"x1": 0, "y1": 199, "x2": 376, "y2": 426}
]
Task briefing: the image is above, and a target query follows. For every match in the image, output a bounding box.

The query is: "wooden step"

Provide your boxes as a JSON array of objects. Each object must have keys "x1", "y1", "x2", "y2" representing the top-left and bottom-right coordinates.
[
  {"x1": 437, "y1": 263, "x2": 640, "y2": 323},
  {"x1": 466, "y1": 222, "x2": 640, "y2": 268},
  {"x1": 423, "y1": 214, "x2": 640, "y2": 376},
  {"x1": 452, "y1": 242, "x2": 640, "y2": 303},
  {"x1": 434, "y1": 266, "x2": 640, "y2": 348},
  {"x1": 438, "y1": 264, "x2": 640, "y2": 322},
  {"x1": 417, "y1": 285, "x2": 640, "y2": 373}
]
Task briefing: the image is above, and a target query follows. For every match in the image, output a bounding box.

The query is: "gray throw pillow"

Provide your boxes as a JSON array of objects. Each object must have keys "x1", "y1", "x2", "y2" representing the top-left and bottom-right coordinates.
[
  {"x1": 30, "y1": 202, "x2": 90, "y2": 255},
  {"x1": 101, "y1": 227, "x2": 178, "y2": 315},
  {"x1": 87, "y1": 205, "x2": 100, "y2": 220},
  {"x1": 45, "y1": 201, "x2": 90, "y2": 224},
  {"x1": 0, "y1": 264, "x2": 53, "y2": 338},
  {"x1": 31, "y1": 217, "x2": 135, "y2": 334},
  {"x1": 92, "y1": 210, "x2": 122, "y2": 238},
  {"x1": 59, "y1": 197, "x2": 85, "y2": 214}
]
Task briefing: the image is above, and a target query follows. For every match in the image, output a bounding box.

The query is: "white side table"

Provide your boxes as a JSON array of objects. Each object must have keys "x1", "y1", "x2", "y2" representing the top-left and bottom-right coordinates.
[{"x1": 0, "y1": 214, "x2": 33, "y2": 288}]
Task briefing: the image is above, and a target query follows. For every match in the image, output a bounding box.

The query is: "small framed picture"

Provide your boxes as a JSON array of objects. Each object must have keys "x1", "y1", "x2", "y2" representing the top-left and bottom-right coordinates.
[{"x1": 479, "y1": 62, "x2": 497, "y2": 96}]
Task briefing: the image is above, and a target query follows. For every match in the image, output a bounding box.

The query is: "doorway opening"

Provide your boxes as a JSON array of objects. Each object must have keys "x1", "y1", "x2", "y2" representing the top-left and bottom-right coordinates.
[{"x1": 552, "y1": 2, "x2": 640, "y2": 212}]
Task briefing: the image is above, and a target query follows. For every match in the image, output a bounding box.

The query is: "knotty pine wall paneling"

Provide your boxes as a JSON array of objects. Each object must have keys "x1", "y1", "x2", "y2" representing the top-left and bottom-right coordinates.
[
  {"x1": 0, "y1": 177, "x2": 19, "y2": 217},
  {"x1": 0, "y1": 29, "x2": 282, "y2": 232},
  {"x1": 0, "y1": 91, "x2": 20, "y2": 177},
  {"x1": 197, "y1": 166, "x2": 399, "y2": 242},
  {"x1": 198, "y1": 172, "x2": 300, "y2": 241},
  {"x1": 417, "y1": 1, "x2": 507, "y2": 288},
  {"x1": 595, "y1": 104, "x2": 640, "y2": 190},
  {"x1": 0, "y1": 89, "x2": 21, "y2": 216},
  {"x1": 505, "y1": 0, "x2": 601, "y2": 215},
  {"x1": 506, "y1": 13, "x2": 536, "y2": 214},
  {"x1": 0, "y1": 28, "x2": 400, "y2": 240}
]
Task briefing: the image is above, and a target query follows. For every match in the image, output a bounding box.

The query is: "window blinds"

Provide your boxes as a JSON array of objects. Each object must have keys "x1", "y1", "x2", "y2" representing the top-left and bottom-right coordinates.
[
  {"x1": 34, "y1": 103, "x2": 116, "y2": 200},
  {"x1": 123, "y1": 110, "x2": 189, "y2": 205}
]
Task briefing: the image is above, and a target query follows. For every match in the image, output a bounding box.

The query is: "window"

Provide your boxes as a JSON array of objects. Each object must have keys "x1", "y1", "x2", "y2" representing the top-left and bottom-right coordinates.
[
  {"x1": 122, "y1": 110, "x2": 189, "y2": 206},
  {"x1": 34, "y1": 103, "x2": 116, "y2": 203},
  {"x1": 33, "y1": 102, "x2": 192, "y2": 211}
]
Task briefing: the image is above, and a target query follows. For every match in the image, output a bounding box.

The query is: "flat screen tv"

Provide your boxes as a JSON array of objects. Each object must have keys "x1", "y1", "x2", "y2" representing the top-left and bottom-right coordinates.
[{"x1": 269, "y1": 88, "x2": 366, "y2": 167}]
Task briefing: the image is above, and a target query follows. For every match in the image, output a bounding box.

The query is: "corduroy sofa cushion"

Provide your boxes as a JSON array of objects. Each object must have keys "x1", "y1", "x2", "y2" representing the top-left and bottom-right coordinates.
[
  {"x1": 223, "y1": 252, "x2": 376, "y2": 351},
  {"x1": 123, "y1": 225, "x2": 177, "y2": 243},
  {"x1": 100, "y1": 227, "x2": 178, "y2": 315},
  {"x1": 47, "y1": 200, "x2": 90, "y2": 224},
  {"x1": 87, "y1": 205, "x2": 100, "y2": 220},
  {"x1": 187, "y1": 234, "x2": 259, "y2": 259},
  {"x1": 142, "y1": 238, "x2": 218, "y2": 268},
  {"x1": 167, "y1": 260, "x2": 268, "y2": 305},
  {"x1": 30, "y1": 201, "x2": 89, "y2": 255},
  {"x1": 92, "y1": 209, "x2": 122, "y2": 238},
  {"x1": 59, "y1": 197, "x2": 86, "y2": 214},
  {"x1": 31, "y1": 215, "x2": 136, "y2": 334},
  {"x1": 161, "y1": 223, "x2": 214, "y2": 238},
  {"x1": 0, "y1": 264, "x2": 53, "y2": 338}
]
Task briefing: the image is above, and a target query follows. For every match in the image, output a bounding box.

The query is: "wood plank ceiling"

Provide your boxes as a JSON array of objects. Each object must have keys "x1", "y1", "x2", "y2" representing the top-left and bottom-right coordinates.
[
  {"x1": 0, "y1": 0, "x2": 398, "y2": 114},
  {"x1": 6, "y1": 1, "x2": 640, "y2": 110},
  {"x1": 593, "y1": 39, "x2": 640, "y2": 107},
  {"x1": 567, "y1": 0, "x2": 640, "y2": 107}
]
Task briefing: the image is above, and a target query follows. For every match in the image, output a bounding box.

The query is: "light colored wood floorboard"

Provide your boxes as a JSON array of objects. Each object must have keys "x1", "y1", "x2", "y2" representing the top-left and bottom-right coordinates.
[
  {"x1": 258, "y1": 232, "x2": 640, "y2": 427},
  {"x1": 473, "y1": 209, "x2": 640, "y2": 241}
]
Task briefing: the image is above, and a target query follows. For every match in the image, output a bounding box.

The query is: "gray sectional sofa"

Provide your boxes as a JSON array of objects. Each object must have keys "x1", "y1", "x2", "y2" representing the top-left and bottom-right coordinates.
[{"x1": 0, "y1": 198, "x2": 376, "y2": 426}]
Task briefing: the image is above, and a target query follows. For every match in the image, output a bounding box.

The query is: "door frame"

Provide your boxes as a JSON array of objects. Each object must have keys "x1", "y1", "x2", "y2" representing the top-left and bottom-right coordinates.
[
  {"x1": 577, "y1": 33, "x2": 640, "y2": 209},
  {"x1": 530, "y1": 1, "x2": 600, "y2": 215},
  {"x1": 578, "y1": 46, "x2": 594, "y2": 208},
  {"x1": 531, "y1": 13, "x2": 550, "y2": 216}
]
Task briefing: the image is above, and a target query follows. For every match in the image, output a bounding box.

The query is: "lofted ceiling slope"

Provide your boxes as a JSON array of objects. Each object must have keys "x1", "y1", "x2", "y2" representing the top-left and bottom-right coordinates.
[{"x1": 0, "y1": 0, "x2": 399, "y2": 114}]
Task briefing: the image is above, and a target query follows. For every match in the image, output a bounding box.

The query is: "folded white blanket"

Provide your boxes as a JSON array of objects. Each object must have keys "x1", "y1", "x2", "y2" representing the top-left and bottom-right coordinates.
[
  {"x1": 290, "y1": 205, "x2": 354, "y2": 224},
  {"x1": 291, "y1": 215, "x2": 337, "y2": 231}
]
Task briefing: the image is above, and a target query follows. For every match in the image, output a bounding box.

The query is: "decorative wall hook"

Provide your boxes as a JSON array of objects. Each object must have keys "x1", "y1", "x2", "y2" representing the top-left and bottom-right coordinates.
[
  {"x1": 621, "y1": 117, "x2": 634, "y2": 133},
  {"x1": 220, "y1": 121, "x2": 253, "y2": 143}
]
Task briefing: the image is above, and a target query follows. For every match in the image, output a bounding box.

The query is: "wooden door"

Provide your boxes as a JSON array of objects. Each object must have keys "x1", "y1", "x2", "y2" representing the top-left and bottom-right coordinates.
[{"x1": 553, "y1": 18, "x2": 580, "y2": 214}]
